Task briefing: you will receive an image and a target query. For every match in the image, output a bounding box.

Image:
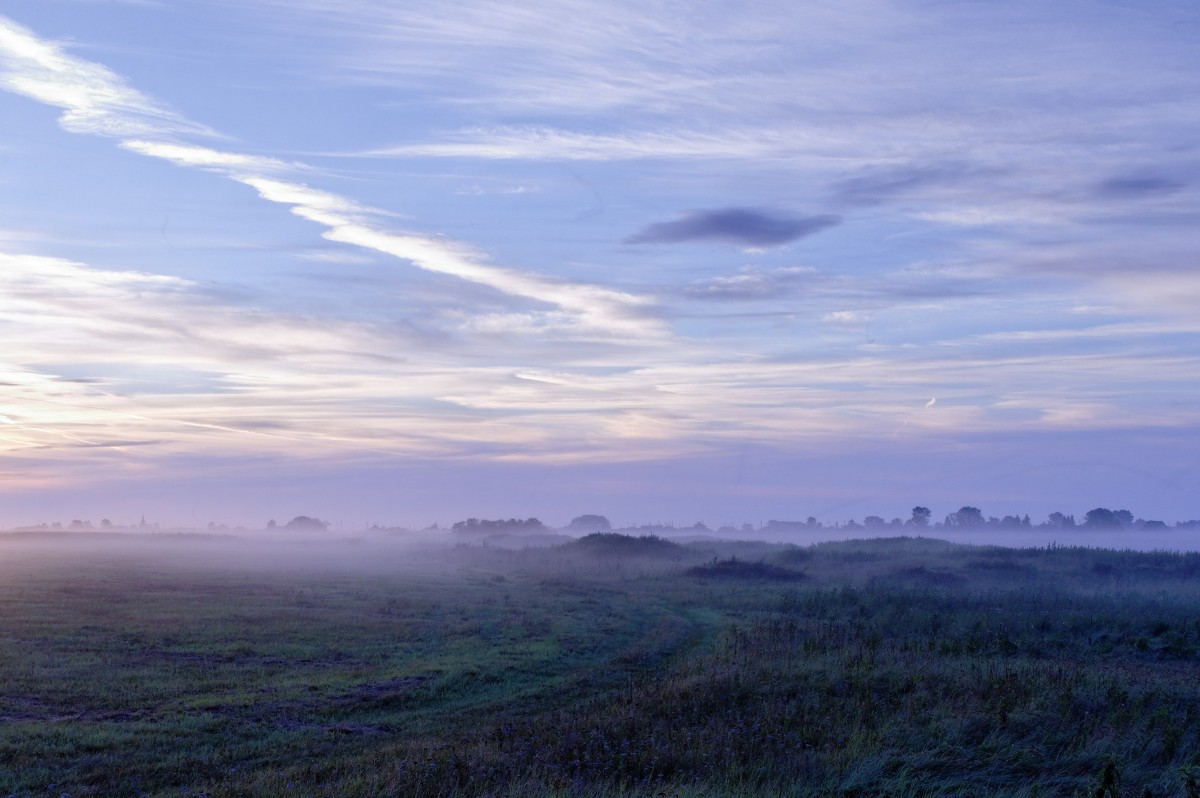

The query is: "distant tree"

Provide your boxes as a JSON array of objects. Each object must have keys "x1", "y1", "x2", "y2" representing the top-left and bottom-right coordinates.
[
  {"x1": 563, "y1": 514, "x2": 612, "y2": 533},
  {"x1": 452, "y1": 517, "x2": 548, "y2": 534},
  {"x1": 909, "y1": 507, "x2": 931, "y2": 527},
  {"x1": 1085, "y1": 508, "x2": 1117, "y2": 527},
  {"x1": 863, "y1": 515, "x2": 887, "y2": 529},
  {"x1": 1082, "y1": 508, "x2": 1132, "y2": 527},
  {"x1": 945, "y1": 506, "x2": 984, "y2": 527},
  {"x1": 1047, "y1": 511, "x2": 1075, "y2": 528},
  {"x1": 283, "y1": 515, "x2": 328, "y2": 532},
  {"x1": 100, "y1": 519, "x2": 112, "y2": 529},
  {"x1": 266, "y1": 519, "x2": 277, "y2": 529}
]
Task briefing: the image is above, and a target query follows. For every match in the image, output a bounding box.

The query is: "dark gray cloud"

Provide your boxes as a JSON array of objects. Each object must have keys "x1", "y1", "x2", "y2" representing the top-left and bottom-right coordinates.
[
  {"x1": 1094, "y1": 174, "x2": 1186, "y2": 199},
  {"x1": 624, "y1": 208, "x2": 840, "y2": 248},
  {"x1": 829, "y1": 161, "x2": 991, "y2": 206}
]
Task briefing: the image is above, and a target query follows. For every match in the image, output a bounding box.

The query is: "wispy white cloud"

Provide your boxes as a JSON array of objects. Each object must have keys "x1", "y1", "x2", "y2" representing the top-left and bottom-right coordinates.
[
  {"x1": 53, "y1": 0, "x2": 162, "y2": 5},
  {"x1": 2, "y1": 244, "x2": 1199, "y2": 485},
  {"x1": 373, "y1": 126, "x2": 839, "y2": 162},
  {"x1": 0, "y1": 251, "x2": 663, "y2": 462},
  {"x1": 683, "y1": 267, "x2": 815, "y2": 300},
  {"x1": 233, "y1": 0, "x2": 903, "y2": 115},
  {"x1": 0, "y1": 227, "x2": 46, "y2": 246},
  {"x1": 437, "y1": 345, "x2": 1200, "y2": 448},
  {"x1": 311, "y1": 0, "x2": 1200, "y2": 282},
  {"x1": 0, "y1": 16, "x2": 214, "y2": 139},
  {"x1": 119, "y1": 140, "x2": 294, "y2": 174},
  {"x1": 455, "y1": 183, "x2": 541, "y2": 196},
  {"x1": 0, "y1": 251, "x2": 396, "y2": 459},
  {"x1": 823, "y1": 310, "x2": 865, "y2": 325},
  {"x1": 0, "y1": 15, "x2": 662, "y2": 342},
  {"x1": 120, "y1": 145, "x2": 659, "y2": 338},
  {"x1": 297, "y1": 249, "x2": 376, "y2": 265},
  {"x1": 238, "y1": 177, "x2": 661, "y2": 340},
  {"x1": 0, "y1": 252, "x2": 381, "y2": 369}
]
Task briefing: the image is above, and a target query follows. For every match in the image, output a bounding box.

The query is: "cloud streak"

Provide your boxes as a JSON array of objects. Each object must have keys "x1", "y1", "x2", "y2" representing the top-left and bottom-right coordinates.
[
  {"x1": 370, "y1": 126, "x2": 839, "y2": 161},
  {"x1": 1, "y1": 244, "x2": 1199, "y2": 500},
  {"x1": 0, "y1": 17, "x2": 214, "y2": 139},
  {"x1": 682, "y1": 267, "x2": 815, "y2": 300},
  {"x1": 0, "y1": 16, "x2": 661, "y2": 342}
]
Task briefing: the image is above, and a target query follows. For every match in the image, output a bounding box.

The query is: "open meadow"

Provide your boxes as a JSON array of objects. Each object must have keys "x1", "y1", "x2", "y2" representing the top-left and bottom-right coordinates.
[{"x1": 3, "y1": 532, "x2": 1200, "y2": 796}]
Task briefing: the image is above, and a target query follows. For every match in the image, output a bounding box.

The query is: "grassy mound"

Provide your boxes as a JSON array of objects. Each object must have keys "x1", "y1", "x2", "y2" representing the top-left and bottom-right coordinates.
[
  {"x1": 686, "y1": 557, "x2": 804, "y2": 581},
  {"x1": 564, "y1": 532, "x2": 685, "y2": 557}
]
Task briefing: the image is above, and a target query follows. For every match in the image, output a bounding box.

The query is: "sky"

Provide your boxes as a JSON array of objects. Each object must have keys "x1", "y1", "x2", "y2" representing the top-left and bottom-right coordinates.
[{"x1": 0, "y1": 0, "x2": 1198, "y2": 530}]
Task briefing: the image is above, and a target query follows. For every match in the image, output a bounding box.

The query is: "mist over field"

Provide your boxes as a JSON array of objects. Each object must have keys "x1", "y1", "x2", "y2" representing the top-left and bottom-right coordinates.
[{"x1": 7, "y1": 518, "x2": 1200, "y2": 796}]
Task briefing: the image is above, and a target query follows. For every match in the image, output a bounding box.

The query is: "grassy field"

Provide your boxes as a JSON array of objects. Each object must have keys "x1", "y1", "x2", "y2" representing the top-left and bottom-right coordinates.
[{"x1": 3, "y1": 532, "x2": 1200, "y2": 796}]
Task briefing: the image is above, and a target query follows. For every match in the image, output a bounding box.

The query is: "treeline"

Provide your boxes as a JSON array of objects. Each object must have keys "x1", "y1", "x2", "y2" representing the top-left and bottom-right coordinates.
[
  {"x1": 451, "y1": 517, "x2": 549, "y2": 534},
  {"x1": 444, "y1": 509, "x2": 1200, "y2": 537},
  {"x1": 764, "y1": 505, "x2": 1200, "y2": 533},
  {"x1": 16, "y1": 508, "x2": 1198, "y2": 538}
]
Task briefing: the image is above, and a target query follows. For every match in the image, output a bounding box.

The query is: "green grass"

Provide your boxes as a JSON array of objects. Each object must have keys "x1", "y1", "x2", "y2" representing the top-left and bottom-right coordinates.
[{"x1": 3, "y1": 533, "x2": 1200, "y2": 796}]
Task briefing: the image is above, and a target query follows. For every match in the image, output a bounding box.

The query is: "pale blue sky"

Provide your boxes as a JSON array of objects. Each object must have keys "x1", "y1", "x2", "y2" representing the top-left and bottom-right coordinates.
[{"x1": 1, "y1": 1, "x2": 1198, "y2": 529}]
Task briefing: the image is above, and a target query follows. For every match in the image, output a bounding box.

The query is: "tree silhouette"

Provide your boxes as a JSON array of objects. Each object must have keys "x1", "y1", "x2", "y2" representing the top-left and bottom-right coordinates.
[
  {"x1": 1085, "y1": 508, "x2": 1134, "y2": 528},
  {"x1": 283, "y1": 516, "x2": 328, "y2": 532},
  {"x1": 945, "y1": 506, "x2": 984, "y2": 527},
  {"x1": 563, "y1": 514, "x2": 612, "y2": 533}
]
